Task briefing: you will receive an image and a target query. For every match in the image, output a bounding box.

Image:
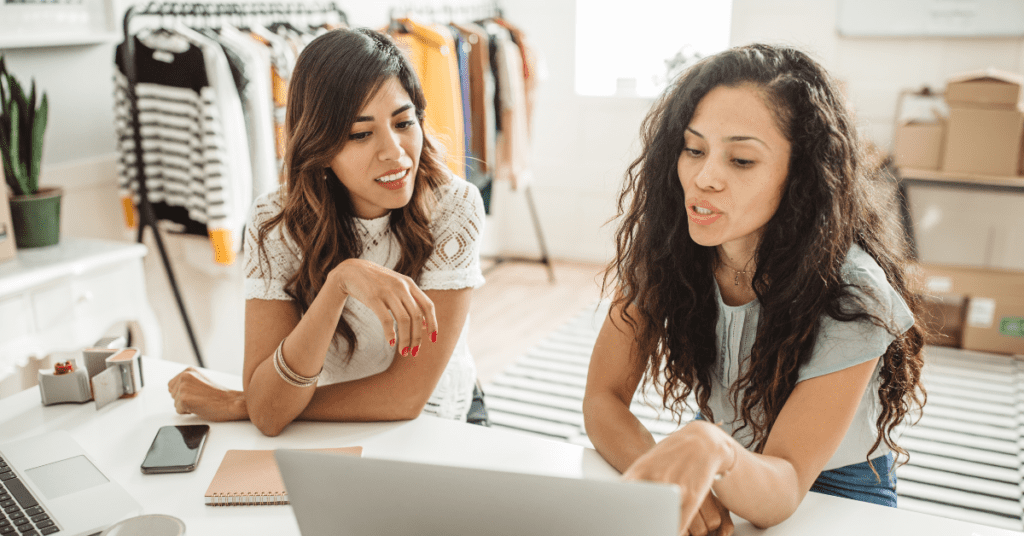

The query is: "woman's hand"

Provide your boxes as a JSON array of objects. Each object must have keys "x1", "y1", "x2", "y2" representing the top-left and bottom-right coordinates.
[
  {"x1": 622, "y1": 420, "x2": 736, "y2": 535},
  {"x1": 330, "y1": 258, "x2": 438, "y2": 357},
  {"x1": 168, "y1": 367, "x2": 247, "y2": 421},
  {"x1": 687, "y1": 494, "x2": 733, "y2": 536}
]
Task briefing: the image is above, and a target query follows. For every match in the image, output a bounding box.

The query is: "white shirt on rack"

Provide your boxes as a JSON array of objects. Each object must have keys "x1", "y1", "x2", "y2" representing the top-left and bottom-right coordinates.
[{"x1": 243, "y1": 176, "x2": 486, "y2": 420}]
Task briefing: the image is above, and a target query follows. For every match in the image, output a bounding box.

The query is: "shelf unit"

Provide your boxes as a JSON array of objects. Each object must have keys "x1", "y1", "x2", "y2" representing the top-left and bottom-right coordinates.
[{"x1": 896, "y1": 167, "x2": 1024, "y2": 259}]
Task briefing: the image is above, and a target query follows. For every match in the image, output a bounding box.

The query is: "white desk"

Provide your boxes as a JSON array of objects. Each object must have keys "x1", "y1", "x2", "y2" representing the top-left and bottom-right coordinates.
[
  {"x1": 0, "y1": 358, "x2": 1019, "y2": 536},
  {"x1": 0, "y1": 238, "x2": 162, "y2": 384}
]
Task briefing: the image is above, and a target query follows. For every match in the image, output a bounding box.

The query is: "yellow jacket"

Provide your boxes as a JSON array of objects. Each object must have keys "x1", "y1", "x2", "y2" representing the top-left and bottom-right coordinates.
[{"x1": 387, "y1": 19, "x2": 466, "y2": 177}]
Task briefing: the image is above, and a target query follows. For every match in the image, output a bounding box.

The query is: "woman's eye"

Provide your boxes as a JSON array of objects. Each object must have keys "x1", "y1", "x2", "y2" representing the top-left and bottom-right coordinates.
[
  {"x1": 684, "y1": 147, "x2": 703, "y2": 157},
  {"x1": 349, "y1": 131, "x2": 371, "y2": 141},
  {"x1": 733, "y1": 158, "x2": 755, "y2": 167},
  {"x1": 396, "y1": 120, "x2": 417, "y2": 129}
]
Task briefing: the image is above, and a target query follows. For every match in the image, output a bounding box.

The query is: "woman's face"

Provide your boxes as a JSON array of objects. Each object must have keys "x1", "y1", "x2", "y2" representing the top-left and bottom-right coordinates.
[
  {"x1": 677, "y1": 84, "x2": 791, "y2": 252},
  {"x1": 330, "y1": 77, "x2": 423, "y2": 219}
]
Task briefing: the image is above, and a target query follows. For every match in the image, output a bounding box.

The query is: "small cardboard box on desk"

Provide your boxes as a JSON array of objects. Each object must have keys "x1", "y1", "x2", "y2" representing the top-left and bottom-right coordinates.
[
  {"x1": 941, "y1": 69, "x2": 1024, "y2": 177},
  {"x1": 914, "y1": 263, "x2": 1024, "y2": 355}
]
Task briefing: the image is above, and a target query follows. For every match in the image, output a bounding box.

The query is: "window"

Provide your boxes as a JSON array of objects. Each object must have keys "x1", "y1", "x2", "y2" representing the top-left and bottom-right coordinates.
[{"x1": 575, "y1": 0, "x2": 733, "y2": 97}]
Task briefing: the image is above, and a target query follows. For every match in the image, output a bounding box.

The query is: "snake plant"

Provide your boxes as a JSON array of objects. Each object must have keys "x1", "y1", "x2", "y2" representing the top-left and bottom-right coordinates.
[{"x1": 0, "y1": 55, "x2": 48, "y2": 197}]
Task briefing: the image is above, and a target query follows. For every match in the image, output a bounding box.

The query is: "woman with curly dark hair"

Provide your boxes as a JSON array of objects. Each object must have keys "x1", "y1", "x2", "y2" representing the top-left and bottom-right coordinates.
[
  {"x1": 166, "y1": 28, "x2": 488, "y2": 436},
  {"x1": 583, "y1": 44, "x2": 925, "y2": 534}
]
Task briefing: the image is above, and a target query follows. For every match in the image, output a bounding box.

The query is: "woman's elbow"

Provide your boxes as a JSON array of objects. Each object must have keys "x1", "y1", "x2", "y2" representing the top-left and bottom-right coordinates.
[
  {"x1": 250, "y1": 409, "x2": 288, "y2": 436},
  {"x1": 244, "y1": 394, "x2": 291, "y2": 436},
  {"x1": 744, "y1": 490, "x2": 802, "y2": 529},
  {"x1": 389, "y1": 393, "x2": 427, "y2": 421}
]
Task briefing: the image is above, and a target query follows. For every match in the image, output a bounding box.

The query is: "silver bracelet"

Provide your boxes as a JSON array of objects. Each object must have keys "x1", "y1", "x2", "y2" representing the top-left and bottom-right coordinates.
[
  {"x1": 713, "y1": 439, "x2": 738, "y2": 481},
  {"x1": 272, "y1": 337, "x2": 320, "y2": 388}
]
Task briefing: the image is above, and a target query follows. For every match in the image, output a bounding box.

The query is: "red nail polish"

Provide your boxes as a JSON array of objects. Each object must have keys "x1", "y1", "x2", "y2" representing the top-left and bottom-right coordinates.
[
  {"x1": 412, "y1": 346, "x2": 419, "y2": 357},
  {"x1": 430, "y1": 331, "x2": 437, "y2": 343},
  {"x1": 389, "y1": 338, "x2": 396, "y2": 347},
  {"x1": 401, "y1": 347, "x2": 410, "y2": 356}
]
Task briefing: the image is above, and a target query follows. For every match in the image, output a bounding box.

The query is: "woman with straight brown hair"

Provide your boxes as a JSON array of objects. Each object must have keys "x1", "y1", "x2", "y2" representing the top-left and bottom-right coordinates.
[{"x1": 167, "y1": 27, "x2": 488, "y2": 436}]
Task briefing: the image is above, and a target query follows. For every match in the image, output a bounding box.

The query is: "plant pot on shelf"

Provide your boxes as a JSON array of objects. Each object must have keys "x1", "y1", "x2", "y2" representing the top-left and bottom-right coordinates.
[{"x1": 8, "y1": 185, "x2": 61, "y2": 248}]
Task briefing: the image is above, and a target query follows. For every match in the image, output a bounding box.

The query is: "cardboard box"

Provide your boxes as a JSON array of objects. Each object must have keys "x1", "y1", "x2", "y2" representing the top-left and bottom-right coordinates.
[
  {"x1": 914, "y1": 263, "x2": 1024, "y2": 355},
  {"x1": 0, "y1": 181, "x2": 17, "y2": 264},
  {"x1": 941, "y1": 106, "x2": 1024, "y2": 176},
  {"x1": 918, "y1": 294, "x2": 965, "y2": 348},
  {"x1": 945, "y1": 69, "x2": 1024, "y2": 109},
  {"x1": 963, "y1": 295, "x2": 1024, "y2": 355},
  {"x1": 893, "y1": 119, "x2": 945, "y2": 170}
]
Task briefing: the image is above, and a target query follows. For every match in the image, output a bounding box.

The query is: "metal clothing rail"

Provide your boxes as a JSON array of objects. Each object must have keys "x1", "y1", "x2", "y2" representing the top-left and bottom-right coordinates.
[
  {"x1": 391, "y1": 1, "x2": 555, "y2": 283},
  {"x1": 120, "y1": 1, "x2": 346, "y2": 367},
  {"x1": 390, "y1": 0, "x2": 503, "y2": 23}
]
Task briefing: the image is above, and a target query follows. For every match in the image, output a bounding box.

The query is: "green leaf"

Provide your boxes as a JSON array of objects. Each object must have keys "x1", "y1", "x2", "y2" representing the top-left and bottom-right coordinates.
[
  {"x1": 29, "y1": 92, "x2": 46, "y2": 193},
  {"x1": 27, "y1": 79, "x2": 35, "y2": 140},
  {"x1": 0, "y1": 124, "x2": 18, "y2": 195},
  {"x1": 6, "y1": 102, "x2": 29, "y2": 196}
]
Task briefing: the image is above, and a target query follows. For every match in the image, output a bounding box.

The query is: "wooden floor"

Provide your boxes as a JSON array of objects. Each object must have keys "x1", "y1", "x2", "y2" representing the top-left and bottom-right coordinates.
[{"x1": 469, "y1": 259, "x2": 607, "y2": 384}]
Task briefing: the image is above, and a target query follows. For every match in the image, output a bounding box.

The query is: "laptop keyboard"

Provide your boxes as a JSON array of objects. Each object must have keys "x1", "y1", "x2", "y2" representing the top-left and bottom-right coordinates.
[{"x1": 0, "y1": 456, "x2": 59, "y2": 535}]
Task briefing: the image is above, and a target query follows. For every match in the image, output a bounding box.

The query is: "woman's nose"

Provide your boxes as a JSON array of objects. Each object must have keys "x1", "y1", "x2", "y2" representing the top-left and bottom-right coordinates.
[
  {"x1": 378, "y1": 129, "x2": 404, "y2": 161},
  {"x1": 693, "y1": 159, "x2": 725, "y2": 191}
]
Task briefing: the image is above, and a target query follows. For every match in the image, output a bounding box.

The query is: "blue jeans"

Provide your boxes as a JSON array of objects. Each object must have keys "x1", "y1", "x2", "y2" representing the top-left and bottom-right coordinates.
[
  {"x1": 810, "y1": 451, "x2": 897, "y2": 507},
  {"x1": 692, "y1": 414, "x2": 896, "y2": 508}
]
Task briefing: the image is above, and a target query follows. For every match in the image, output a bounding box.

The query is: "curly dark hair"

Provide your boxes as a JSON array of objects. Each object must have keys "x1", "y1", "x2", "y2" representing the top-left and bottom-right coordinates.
[
  {"x1": 605, "y1": 44, "x2": 926, "y2": 465},
  {"x1": 257, "y1": 28, "x2": 449, "y2": 357}
]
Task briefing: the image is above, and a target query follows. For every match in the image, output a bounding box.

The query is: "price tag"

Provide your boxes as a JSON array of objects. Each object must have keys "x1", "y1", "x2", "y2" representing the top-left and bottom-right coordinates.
[{"x1": 966, "y1": 298, "x2": 996, "y2": 328}]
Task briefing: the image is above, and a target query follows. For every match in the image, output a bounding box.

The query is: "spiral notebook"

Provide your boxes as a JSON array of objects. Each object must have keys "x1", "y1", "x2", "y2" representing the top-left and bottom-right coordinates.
[{"x1": 204, "y1": 447, "x2": 362, "y2": 506}]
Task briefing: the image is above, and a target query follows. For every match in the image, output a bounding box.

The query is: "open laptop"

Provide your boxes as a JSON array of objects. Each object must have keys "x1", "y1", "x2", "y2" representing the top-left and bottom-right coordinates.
[
  {"x1": 0, "y1": 430, "x2": 141, "y2": 536},
  {"x1": 276, "y1": 450, "x2": 680, "y2": 536}
]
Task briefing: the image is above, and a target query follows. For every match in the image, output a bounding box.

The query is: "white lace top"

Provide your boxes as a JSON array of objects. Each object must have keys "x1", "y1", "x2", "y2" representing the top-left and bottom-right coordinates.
[{"x1": 243, "y1": 177, "x2": 486, "y2": 420}]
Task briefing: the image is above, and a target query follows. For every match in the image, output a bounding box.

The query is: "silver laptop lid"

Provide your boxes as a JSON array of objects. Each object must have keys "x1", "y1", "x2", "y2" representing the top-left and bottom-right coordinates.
[{"x1": 276, "y1": 449, "x2": 680, "y2": 536}]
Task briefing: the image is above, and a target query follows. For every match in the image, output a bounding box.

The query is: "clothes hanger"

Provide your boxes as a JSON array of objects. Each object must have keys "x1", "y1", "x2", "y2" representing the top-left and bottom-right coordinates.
[{"x1": 387, "y1": 8, "x2": 409, "y2": 34}]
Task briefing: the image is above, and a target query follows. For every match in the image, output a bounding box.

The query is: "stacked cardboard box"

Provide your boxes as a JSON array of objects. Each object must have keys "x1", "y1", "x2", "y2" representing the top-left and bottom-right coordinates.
[
  {"x1": 914, "y1": 263, "x2": 1024, "y2": 355},
  {"x1": 893, "y1": 115, "x2": 944, "y2": 170},
  {"x1": 941, "y1": 69, "x2": 1024, "y2": 177}
]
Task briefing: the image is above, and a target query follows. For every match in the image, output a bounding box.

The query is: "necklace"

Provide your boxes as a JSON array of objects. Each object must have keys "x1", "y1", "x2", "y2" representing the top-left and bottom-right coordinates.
[{"x1": 718, "y1": 261, "x2": 754, "y2": 286}]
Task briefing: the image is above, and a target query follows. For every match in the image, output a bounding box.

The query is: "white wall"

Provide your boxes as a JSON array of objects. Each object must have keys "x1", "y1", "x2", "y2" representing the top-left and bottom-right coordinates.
[
  {"x1": 4, "y1": 0, "x2": 1024, "y2": 372},
  {"x1": 728, "y1": 0, "x2": 1024, "y2": 270},
  {"x1": 489, "y1": 0, "x2": 648, "y2": 265}
]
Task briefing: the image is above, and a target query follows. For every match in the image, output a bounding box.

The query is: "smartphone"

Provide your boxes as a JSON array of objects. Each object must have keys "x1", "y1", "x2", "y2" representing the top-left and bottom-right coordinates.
[{"x1": 140, "y1": 424, "x2": 210, "y2": 474}]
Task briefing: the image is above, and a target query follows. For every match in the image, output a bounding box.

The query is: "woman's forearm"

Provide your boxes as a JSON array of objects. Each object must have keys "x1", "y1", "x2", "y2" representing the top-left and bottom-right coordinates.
[
  {"x1": 298, "y1": 368, "x2": 425, "y2": 422},
  {"x1": 245, "y1": 272, "x2": 350, "y2": 436},
  {"x1": 710, "y1": 431, "x2": 804, "y2": 528},
  {"x1": 583, "y1": 392, "x2": 658, "y2": 473}
]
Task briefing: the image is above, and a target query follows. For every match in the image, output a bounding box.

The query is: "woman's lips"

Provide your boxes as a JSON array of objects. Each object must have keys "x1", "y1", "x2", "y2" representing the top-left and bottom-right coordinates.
[
  {"x1": 378, "y1": 177, "x2": 406, "y2": 191},
  {"x1": 688, "y1": 203, "x2": 722, "y2": 225},
  {"x1": 375, "y1": 168, "x2": 409, "y2": 191}
]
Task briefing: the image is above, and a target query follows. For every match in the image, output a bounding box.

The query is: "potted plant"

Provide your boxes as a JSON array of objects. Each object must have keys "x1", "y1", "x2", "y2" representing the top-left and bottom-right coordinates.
[{"x1": 0, "y1": 54, "x2": 59, "y2": 249}]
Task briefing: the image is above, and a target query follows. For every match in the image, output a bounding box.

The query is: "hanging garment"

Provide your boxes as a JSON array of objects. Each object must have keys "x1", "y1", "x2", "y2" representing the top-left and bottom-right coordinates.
[
  {"x1": 386, "y1": 18, "x2": 466, "y2": 177},
  {"x1": 216, "y1": 25, "x2": 279, "y2": 202},
  {"x1": 449, "y1": 25, "x2": 473, "y2": 181},
  {"x1": 115, "y1": 31, "x2": 242, "y2": 264},
  {"x1": 492, "y1": 18, "x2": 544, "y2": 137},
  {"x1": 451, "y1": 21, "x2": 495, "y2": 177},
  {"x1": 484, "y1": 21, "x2": 531, "y2": 190},
  {"x1": 249, "y1": 25, "x2": 298, "y2": 183},
  {"x1": 175, "y1": 24, "x2": 253, "y2": 265}
]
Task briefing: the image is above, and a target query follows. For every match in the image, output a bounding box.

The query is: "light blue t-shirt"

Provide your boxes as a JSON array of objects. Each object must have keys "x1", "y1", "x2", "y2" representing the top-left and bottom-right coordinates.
[{"x1": 707, "y1": 244, "x2": 915, "y2": 470}]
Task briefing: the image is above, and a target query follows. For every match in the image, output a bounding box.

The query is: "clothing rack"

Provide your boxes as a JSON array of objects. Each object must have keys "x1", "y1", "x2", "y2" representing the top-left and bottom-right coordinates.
[
  {"x1": 389, "y1": 1, "x2": 503, "y2": 23},
  {"x1": 391, "y1": 1, "x2": 555, "y2": 282},
  {"x1": 120, "y1": 1, "x2": 347, "y2": 367}
]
